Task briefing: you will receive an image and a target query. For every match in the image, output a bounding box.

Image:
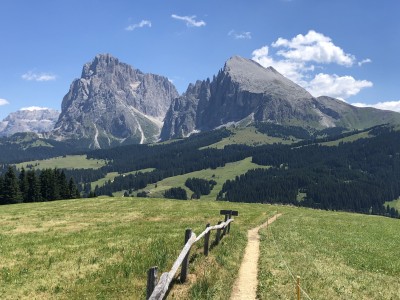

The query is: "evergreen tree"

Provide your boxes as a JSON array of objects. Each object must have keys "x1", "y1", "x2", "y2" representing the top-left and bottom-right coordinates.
[
  {"x1": 19, "y1": 167, "x2": 28, "y2": 202},
  {"x1": 26, "y1": 170, "x2": 41, "y2": 202},
  {"x1": 2, "y1": 166, "x2": 22, "y2": 204},
  {"x1": 58, "y1": 170, "x2": 69, "y2": 199}
]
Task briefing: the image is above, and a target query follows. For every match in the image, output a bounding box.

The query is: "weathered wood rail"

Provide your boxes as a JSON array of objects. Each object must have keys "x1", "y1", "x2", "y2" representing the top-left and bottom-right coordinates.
[{"x1": 147, "y1": 209, "x2": 239, "y2": 300}]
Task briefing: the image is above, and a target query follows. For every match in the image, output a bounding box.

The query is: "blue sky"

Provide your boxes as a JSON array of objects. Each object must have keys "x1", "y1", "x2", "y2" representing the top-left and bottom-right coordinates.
[{"x1": 1, "y1": 0, "x2": 399, "y2": 120}]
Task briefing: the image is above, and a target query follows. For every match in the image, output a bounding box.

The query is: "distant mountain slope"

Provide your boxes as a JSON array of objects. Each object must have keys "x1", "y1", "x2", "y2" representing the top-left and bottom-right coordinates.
[
  {"x1": 0, "y1": 132, "x2": 77, "y2": 164},
  {"x1": 0, "y1": 107, "x2": 59, "y2": 137},
  {"x1": 52, "y1": 54, "x2": 179, "y2": 148},
  {"x1": 161, "y1": 56, "x2": 400, "y2": 140}
]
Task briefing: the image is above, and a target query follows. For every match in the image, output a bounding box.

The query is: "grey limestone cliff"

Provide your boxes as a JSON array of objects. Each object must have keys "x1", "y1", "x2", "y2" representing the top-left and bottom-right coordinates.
[
  {"x1": 53, "y1": 54, "x2": 179, "y2": 148},
  {"x1": 0, "y1": 108, "x2": 60, "y2": 137},
  {"x1": 161, "y1": 56, "x2": 400, "y2": 139}
]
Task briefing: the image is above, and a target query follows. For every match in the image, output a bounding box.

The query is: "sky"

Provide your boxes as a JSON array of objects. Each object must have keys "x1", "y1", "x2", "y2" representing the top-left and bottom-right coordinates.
[{"x1": 0, "y1": 0, "x2": 400, "y2": 120}]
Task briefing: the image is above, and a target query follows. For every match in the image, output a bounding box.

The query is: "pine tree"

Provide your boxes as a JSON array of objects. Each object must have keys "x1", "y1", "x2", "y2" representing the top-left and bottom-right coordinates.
[
  {"x1": 58, "y1": 170, "x2": 69, "y2": 199},
  {"x1": 26, "y1": 170, "x2": 41, "y2": 202},
  {"x1": 19, "y1": 167, "x2": 28, "y2": 202},
  {"x1": 2, "y1": 166, "x2": 22, "y2": 204}
]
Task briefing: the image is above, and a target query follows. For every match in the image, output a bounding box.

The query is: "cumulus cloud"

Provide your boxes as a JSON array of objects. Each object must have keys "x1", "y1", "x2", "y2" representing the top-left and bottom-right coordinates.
[
  {"x1": 272, "y1": 30, "x2": 355, "y2": 66},
  {"x1": 352, "y1": 100, "x2": 400, "y2": 112},
  {"x1": 251, "y1": 30, "x2": 373, "y2": 100},
  {"x1": 0, "y1": 98, "x2": 9, "y2": 106},
  {"x1": 228, "y1": 30, "x2": 252, "y2": 40},
  {"x1": 305, "y1": 73, "x2": 373, "y2": 99},
  {"x1": 125, "y1": 20, "x2": 152, "y2": 31},
  {"x1": 22, "y1": 71, "x2": 56, "y2": 82},
  {"x1": 171, "y1": 14, "x2": 206, "y2": 27},
  {"x1": 252, "y1": 46, "x2": 310, "y2": 85}
]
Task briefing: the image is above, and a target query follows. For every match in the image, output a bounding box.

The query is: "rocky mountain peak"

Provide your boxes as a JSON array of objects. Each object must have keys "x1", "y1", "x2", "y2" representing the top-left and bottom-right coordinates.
[
  {"x1": 81, "y1": 53, "x2": 139, "y2": 80},
  {"x1": 161, "y1": 55, "x2": 400, "y2": 140},
  {"x1": 0, "y1": 107, "x2": 60, "y2": 137},
  {"x1": 53, "y1": 54, "x2": 179, "y2": 148},
  {"x1": 223, "y1": 56, "x2": 312, "y2": 99}
]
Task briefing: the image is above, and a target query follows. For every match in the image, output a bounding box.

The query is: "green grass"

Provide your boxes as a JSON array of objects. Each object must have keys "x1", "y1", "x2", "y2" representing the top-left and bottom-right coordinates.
[
  {"x1": 320, "y1": 131, "x2": 372, "y2": 146},
  {"x1": 137, "y1": 157, "x2": 268, "y2": 199},
  {"x1": 258, "y1": 207, "x2": 400, "y2": 299},
  {"x1": 91, "y1": 168, "x2": 155, "y2": 190},
  {"x1": 204, "y1": 127, "x2": 296, "y2": 149},
  {"x1": 0, "y1": 197, "x2": 273, "y2": 299},
  {"x1": 1, "y1": 198, "x2": 399, "y2": 299},
  {"x1": 385, "y1": 198, "x2": 400, "y2": 210},
  {"x1": 15, "y1": 155, "x2": 107, "y2": 170}
]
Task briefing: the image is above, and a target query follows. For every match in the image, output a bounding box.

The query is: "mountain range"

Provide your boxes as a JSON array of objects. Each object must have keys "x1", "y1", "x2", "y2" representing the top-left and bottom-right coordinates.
[
  {"x1": 2, "y1": 54, "x2": 400, "y2": 148},
  {"x1": 0, "y1": 107, "x2": 59, "y2": 137}
]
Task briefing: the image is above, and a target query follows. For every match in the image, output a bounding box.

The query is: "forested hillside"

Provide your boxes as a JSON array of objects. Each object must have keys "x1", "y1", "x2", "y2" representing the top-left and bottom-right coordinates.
[{"x1": 6, "y1": 124, "x2": 400, "y2": 219}]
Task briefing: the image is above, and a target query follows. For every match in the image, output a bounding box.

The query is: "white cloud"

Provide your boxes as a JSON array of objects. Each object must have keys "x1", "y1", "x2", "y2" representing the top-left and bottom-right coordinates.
[
  {"x1": 228, "y1": 30, "x2": 251, "y2": 40},
  {"x1": 125, "y1": 20, "x2": 152, "y2": 31},
  {"x1": 251, "y1": 30, "x2": 373, "y2": 100},
  {"x1": 306, "y1": 73, "x2": 373, "y2": 99},
  {"x1": 358, "y1": 58, "x2": 372, "y2": 66},
  {"x1": 20, "y1": 106, "x2": 49, "y2": 111},
  {"x1": 352, "y1": 100, "x2": 400, "y2": 112},
  {"x1": 171, "y1": 14, "x2": 206, "y2": 27},
  {"x1": 272, "y1": 30, "x2": 355, "y2": 66},
  {"x1": 22, "y1": 71, "x2": 56, "y2": 82},
  {"x1": 0, "y1": 98, "x2": 9, "y2": 106},
  {"x1": 252, "y1": 46, "x2": 310, "y2": 84}
]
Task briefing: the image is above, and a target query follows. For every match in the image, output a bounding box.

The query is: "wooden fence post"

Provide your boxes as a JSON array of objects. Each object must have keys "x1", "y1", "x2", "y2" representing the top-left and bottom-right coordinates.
[
  {"x1": 227, "y1": 210, "x2": 232, "y2": 234},
  {"x1": 223, "y1": 214, "x2": 229, "y2": 236},
  {"x1": 146, "y1": 266, "x2": 158, "y2": 299},
  {"x1": 215, "y1": 221, "x2": 222, "y2": 245},
  {"x1": 204, "y1": 223, "x2": 210, "y2": 256},
  {"x1": 297, "y1": 276, "x2": 301, "y2": 300},
  {"x1": 180, "y1": 228, "x2": 192, "y2": 283}
]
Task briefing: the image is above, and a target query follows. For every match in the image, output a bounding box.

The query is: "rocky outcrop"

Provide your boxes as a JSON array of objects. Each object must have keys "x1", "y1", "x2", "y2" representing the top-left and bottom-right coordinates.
[
  {"x1": 52, "y1": 54, "x2": 179, "y2": 148},
  {"x1": 161, "y1": 56, "x2": 400, "y2": 139},
  {"x1": 0, "y1": 107, "x2": 60, "y2": 137}
]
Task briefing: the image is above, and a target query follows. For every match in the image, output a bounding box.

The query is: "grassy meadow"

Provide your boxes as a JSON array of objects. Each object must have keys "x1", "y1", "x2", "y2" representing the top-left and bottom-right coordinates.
[
  {"x1": 0, "y1": 197, "x2": 273, "y2": 299},
  {"x1": 15, "y1": 155, "x2": 107, "y2": 170},
  {"x1": 319, "y1": 131, "x2": 372, "y2": 146},
  {"x1": 386, "y1": 198, "x2": 400, "y2": 210},
  {"x1": 136, "y1": 157, "x2": 267, "y2": 199},
  {"x1": 258, "y1": 208, "x2": 400, "y2": 299},
  {"x1": 91, "y1": 168, "x2": 155, "y2": 190},
  {"x1": 1, "y1": 197, "x2": 399, "y2": 299},
  {"x1": 203, "y1": 127, "x2": 295, "y2": 149}
]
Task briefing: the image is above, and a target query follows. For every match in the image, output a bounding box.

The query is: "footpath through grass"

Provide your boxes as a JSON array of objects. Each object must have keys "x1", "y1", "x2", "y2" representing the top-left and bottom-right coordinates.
[
  {"x1": 258, "y1": 207, "x2": 400, "y2": 299},
  {"x1": 0, "y1": 197, "x2": 273, "y2": 299}
]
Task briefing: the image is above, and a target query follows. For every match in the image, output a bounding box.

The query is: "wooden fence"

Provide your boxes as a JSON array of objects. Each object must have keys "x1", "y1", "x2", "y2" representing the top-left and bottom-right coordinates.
[{"x1": 146, "y1": 209, "x2": 239, "y2": 300}]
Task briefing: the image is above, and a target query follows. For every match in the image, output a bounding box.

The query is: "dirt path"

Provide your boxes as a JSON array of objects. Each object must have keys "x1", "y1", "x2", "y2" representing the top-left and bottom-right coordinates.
[{"x1": 230, "y1": 213, "x2": 282, "y2": 300}]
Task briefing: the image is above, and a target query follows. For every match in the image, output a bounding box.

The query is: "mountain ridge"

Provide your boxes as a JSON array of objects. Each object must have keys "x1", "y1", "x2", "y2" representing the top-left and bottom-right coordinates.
[
  {"x1": 161, "y1": 56, "x2": 400, "y2": 140},
  {"x1": 0, "y1": 108, "x2": 60, "y2": 137}
]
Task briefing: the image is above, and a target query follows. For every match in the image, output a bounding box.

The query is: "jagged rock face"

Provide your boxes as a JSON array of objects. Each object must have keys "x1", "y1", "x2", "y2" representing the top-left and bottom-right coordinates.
[
  {"x1": 0, "y1": 108, "x2": 60, "y2": 137},
  {"x1": 161, "y1": 56, "x2": 319, "y2": 139},
  {"x1": 53, "y1": 54, "x2": 179, "y2": 148},
  {"x1": 161, "y1": 56, "x2": 400, "y2": 140}
]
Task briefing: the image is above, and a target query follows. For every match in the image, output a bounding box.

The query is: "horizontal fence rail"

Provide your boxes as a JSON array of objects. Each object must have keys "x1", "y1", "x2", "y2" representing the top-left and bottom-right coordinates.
[{"x1": 147, "y1": 210, "x2": 238, "y2": 300}]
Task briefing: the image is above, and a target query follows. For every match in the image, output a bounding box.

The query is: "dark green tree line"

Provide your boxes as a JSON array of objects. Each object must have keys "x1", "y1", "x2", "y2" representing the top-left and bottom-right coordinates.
[{"x1": 0, "y1": 166, "x2": 80, "y2": 205}]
